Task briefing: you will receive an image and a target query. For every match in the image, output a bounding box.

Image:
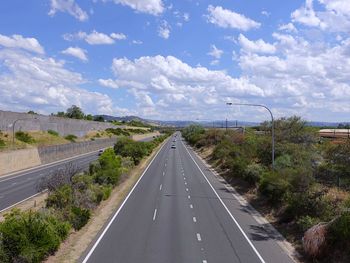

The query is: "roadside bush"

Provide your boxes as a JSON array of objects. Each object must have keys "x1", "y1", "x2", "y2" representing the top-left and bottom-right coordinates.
[
  {"x1": 46, "y1": 184, "x2": 73, "y2": 209},
  {"x1": 47, "y1": 129, "x2": 59, "y2": 136},
  {"x1": 0, "y1": 138, "x2": 5, "y2": 148},
  {"x1": 244, "y1": 163, "x2": 264, "y2": 185},
  {"x1": 69, "y1": 206, "x2": 91, "y2": 230},
  {"x1": 329, "y1": 212, "x2": 350, "y2": 241},
  {"x1": 65, "y1": 134, "x2": 77, "y2": 142},
  {"x1": 114, "y1": 137, "x2": 148, "y2": 165},
  {"x1": 94, "y1": 148, "x2": 122, "y2": 185},
  {"x1": 15, "y1": 131, "x2": 35, "y2": 143},
  {"x1": 259, "y1": 171, "x2": 289, "y2": 204},
  {"x1": 296, "y1": 215, "x2": 320, "y2": 232},
  {"x1": 0, "y1": 209, "x2": 70, "y2": 263}
]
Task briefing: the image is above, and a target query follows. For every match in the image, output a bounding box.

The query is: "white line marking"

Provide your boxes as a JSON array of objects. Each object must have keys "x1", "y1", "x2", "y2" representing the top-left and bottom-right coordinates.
[
  {"x1": 182, "y1": 141, "x2": 266, "y2": 263},
  {"x1": 11, "y1": 182, "x2": 17, "y2": 186},
  {"x1": 197, "y1": 233, "x2": 202, "y2": 241},
  {"x1": 184, "y1": 182, "x2": 187, "y2": 185},
  {"x1": 193, "y1": 217, "x2": 197, "y2": 223},
  {"x1": 0, "y1": 190, "x2": 47, "y2": 213},
  {"x1": 153, "y1": 209, "x2": 157, "y2": 221},
  {"x1": 82, "y1": 140, "x2": 168, "y2": 263},
  {"x1": 165, "y1": 163, "x2": 167, "y2": 167},
  {"x1": 188, "y1": 195, "x2": 191, "y2": 199},
  {"x1": 203, "y1": 260, "x2": 208, "y2": 263},
  {"x1": 159, "y1": 184, "x2": 162, "y2": 191},
  {"x1": 0, "y1": 147, "x2": 112, "y2": 182},
  {"x1": 163, "y1": 171, "x2": 165, "y2": 176},
  {"x1": 190, "y1": 204, "x2": 193, "y2": 209},
  {"x1": 186, "y1": 188, "x2": 189, "y2": 192}
]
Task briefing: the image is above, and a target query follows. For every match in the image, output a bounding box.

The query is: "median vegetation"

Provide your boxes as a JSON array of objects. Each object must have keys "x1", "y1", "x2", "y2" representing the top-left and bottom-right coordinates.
[
  {"x1": 0, "y1": 134, "x2": 169, "y2": 262},
  {"x1": 182, "y1": 116, "x2": 350, "y2": 262}
]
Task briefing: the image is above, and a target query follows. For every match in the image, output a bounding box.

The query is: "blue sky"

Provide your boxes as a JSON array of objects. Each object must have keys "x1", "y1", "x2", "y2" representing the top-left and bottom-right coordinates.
[{"x1": 0, "y1": 0, "x2": 349, "y2": 122}]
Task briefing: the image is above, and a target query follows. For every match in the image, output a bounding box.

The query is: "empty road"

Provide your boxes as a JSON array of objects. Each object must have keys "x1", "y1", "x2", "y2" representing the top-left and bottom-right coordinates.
[{"x1": 82, "y1": 133, "x2": 295, "y2": 263}]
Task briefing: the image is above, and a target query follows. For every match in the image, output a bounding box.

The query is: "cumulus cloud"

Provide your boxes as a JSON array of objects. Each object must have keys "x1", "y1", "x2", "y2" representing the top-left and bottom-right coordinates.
[
  {"x1": 99, "y1": 55, "x2": 264, "y2": 119},
  {"x1": 0, "y1": 35, "x2": 131, "y2": 116},
  {"x1": 103, "y1": 0, "x2": 164, "y2": 15},
  {"x1": 292, "y1": 0, "x2": 350, "y2": 32},
  {"x1": 61, "y1": 46, "x2": 88, "y2": 61},
  {"x1": 48, "y1": 0, "x2": 88, "y2": 21},
  {"x1": 278, "y1": 23, "x2": 298, "y2": 33},
  {"x1": 206, "y1": 5, "x2": 261, "y2": 31},
  {"x1": 0, "y1": 34, "x2": 44, "y2": 54},
  {"x1": 63, "y1": 30, "x2": 126, "y2": 45},
  {"x1": 238, "y1": 34, "x2": 276, "y2": 54}
]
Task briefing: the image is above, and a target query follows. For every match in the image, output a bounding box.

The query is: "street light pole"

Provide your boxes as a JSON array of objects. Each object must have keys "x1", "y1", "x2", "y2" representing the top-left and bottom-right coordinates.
[
  {"x1": 226, "y1": 102, "x2": 275, "y2": 169},
  {"x1": 12, "y1": 117, "x2": 38, "y2": 148}
]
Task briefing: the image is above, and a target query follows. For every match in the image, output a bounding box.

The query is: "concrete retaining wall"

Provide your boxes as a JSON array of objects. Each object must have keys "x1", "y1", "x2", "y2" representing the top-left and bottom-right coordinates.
[
  {"x1": 0, "y1": 148, "x2": 41, "y2": 175},
  {"x1": 0, "y1": 138, "x2": 117, "y2": 176},
  {"x1": 0, "y1": 110, "x2": 115, "y2": 137},
  {"x1": 38, "y1": 138, "x2": 117, "y2": 164}
]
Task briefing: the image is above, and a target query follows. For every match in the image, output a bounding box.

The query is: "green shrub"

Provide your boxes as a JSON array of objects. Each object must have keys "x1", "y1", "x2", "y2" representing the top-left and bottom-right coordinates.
[
  {"x1": 0, "y1": 138, "x2": 5, "y2": 148},
  {"x1": 296, "y1": 215, "x2": 319, "y2": 232},
  {"x1": 329, "y1": 213, "x2": 350, "y2": 241},
  {"x1": 244, "y1": 163, "x2": 264, "y2": 184},
  {"x1": 65, "y1": 134, "x2": 77, "y2": 142},
  {"x1": 69, "y1": 207, "x2": 91, "y2": 230},
  {"x1": 259, "y1": 171, "x2": 289, "y2": 204},
  {"x1": 15, "y1": 131, "x2": 35, "y2": 143},
  {"x1": 94, "y1": 148, "x2": 122, "y2": 185},
  {"x1": 46, "y1": 185, "x2": 73, "y2": 209},
  {"x1": 0, "y1": 209, "x2": 70, "y2": 263},
  {"x1": 47, "y1": 129, "x2": 59, "y2": 136}
]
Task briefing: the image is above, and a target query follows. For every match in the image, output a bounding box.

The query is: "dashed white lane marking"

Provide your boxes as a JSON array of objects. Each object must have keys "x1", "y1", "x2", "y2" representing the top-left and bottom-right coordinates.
[
  {"x1": 186, "y1": 188, "x2": 189, "y2": 192},
  {"x1": 11, "y1": 182, "x2": 17, "y2": 186},
  {"x1": 188, "y1": 195, "x2": 191, "y2": 199},
  {"x1": 193, "y1": 217, "x2": 197, "y2": 223},
  {"x1": 203, "y1": 260, "x2": 208, "y2": 263},
  {"x1": 163, "y1": 171, "x2": 165, "y2": 176},
  {"x1": 190, "y1": 204, "x2": 193, "y2": 209},
  {"x1": 153, "y1": 209, "x2": 157, "y2": 221},
  {"x1": 159, "y1": 184, "x2": 162, "y2": 191},
  {"x1": 165, "y1": 163, "x2": 167, "y2": 167},
  {"x1": 184, "y1": 181, "x2": 187, "y2": 185},
  {"x1": 197, "y1": 233, "x2": 202, "y2": 241}
]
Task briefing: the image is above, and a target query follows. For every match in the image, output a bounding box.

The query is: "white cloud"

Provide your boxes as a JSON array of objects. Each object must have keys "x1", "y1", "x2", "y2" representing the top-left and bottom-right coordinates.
[
  {"x1": 238, "y1": 34, "x2": 276, "y2": 54},
  {"x1": 261, "y1": 11, "x2": 270, "y2": 17},
  {"x1": 104, "y1": 0, "x2": 164, "y2": 15},
  {"x1": 63, "y1": 30, "x2": 126, "y2": 45},
  {"x1": 61, "y1": 46, "x2": 88, "y2": 61},
  {"x1": 291, "y1": 0, "x2": 350, "y2": 32},
  {"x1": 48, "y1": 0, "x2": 88, "y2": 21},
  {"x1": 292, "y1": 0, "x2": 324, "y2": 28},
  {"x1": 110, "y1": 33, "x2": 127, "y2": 40},
  {"x1": 158, "y1": 20, "x2": 170, "y2": 39},
  {"x1": 207, "y1": 45, "x2": 223, "y2": 59},
  {"x1": 0, "y1": 34, "x2": 44, "y2": 54},
  {"x1": 206, "y1": 5, "x2": 261, "y2": 31},
  {"x1": 99, "y1": 55, "x2": 264, "y2": 118},
  {"x1": 132, "y1": 40, "x2": 143, "y2": 45},
  {"x1": 278, "y1": 23, "x2": 298, "y2": 33}
]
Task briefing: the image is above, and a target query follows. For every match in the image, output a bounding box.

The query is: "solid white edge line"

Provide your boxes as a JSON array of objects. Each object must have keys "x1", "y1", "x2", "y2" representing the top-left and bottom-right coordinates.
[
  {"x1": 153, "y1": 209, "x2": 157, "y2": 221},
  {"x1": 0, "y1": 147, "x2": 112, "y2": 183},
  {"x1": 182, "y1": 141, "x2": 266, "y2": 263},
  {"x1": 81, "y1": 139, "x2": 168, "y2": 263},
  {"x1": 0, "y1": 190, "x2": 47, "y2": 213}
]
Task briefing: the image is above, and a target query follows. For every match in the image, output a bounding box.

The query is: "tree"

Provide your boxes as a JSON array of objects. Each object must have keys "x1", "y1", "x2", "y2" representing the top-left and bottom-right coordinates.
[
  {"x1": 94, "y1": 116, "x2": 105, "y2": 122},
  {"x1": 27, "y1": 110, "x2": 37, "y2": 115},
  {"x1": 85, "y1": 114, "x2": 93, "y2": 121},
  {"x1": 66, "y1": 105, "x2": 85, "y2": 119}
]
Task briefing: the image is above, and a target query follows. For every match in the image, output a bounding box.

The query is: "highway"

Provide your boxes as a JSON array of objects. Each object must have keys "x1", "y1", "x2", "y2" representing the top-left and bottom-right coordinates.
[
  {"x1": 81, "y1": 133, "x2": 295, "y2": 263},
  {"x1": 0, "y1": 134, "x2": 156, "y2": 212},
  {"x1": 0, "y1": 150, "x2": 100, "y2": 212}
]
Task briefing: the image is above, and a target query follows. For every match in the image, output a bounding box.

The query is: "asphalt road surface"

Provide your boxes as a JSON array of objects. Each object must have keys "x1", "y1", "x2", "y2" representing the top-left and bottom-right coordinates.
[
  {"x1": 81, "y1": 133, "x2": 295, "y2": 263},
  {"x1": 0, "y1": 134, "x2": 156, "y2": 212}
]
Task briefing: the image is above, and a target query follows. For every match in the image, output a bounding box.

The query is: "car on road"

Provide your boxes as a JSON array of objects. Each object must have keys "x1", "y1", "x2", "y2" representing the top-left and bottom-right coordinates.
[{"x1": 171, "y1": 145, "x2": 176, "y2": 149}]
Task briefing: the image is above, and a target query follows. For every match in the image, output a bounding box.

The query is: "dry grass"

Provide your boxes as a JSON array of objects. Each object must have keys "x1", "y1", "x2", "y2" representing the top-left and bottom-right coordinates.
[{"x1": 44, "y1": 139, "x2": 166, "y2": 263}]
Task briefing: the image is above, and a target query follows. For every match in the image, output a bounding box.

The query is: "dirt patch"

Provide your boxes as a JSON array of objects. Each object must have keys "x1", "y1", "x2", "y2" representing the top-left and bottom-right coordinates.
[
  {"x1": 132, "y1": 131, "x2": 160, "y2": 141},
  {"x1": 44, "y1": 140, "x2": 166, "y2": 263}
]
